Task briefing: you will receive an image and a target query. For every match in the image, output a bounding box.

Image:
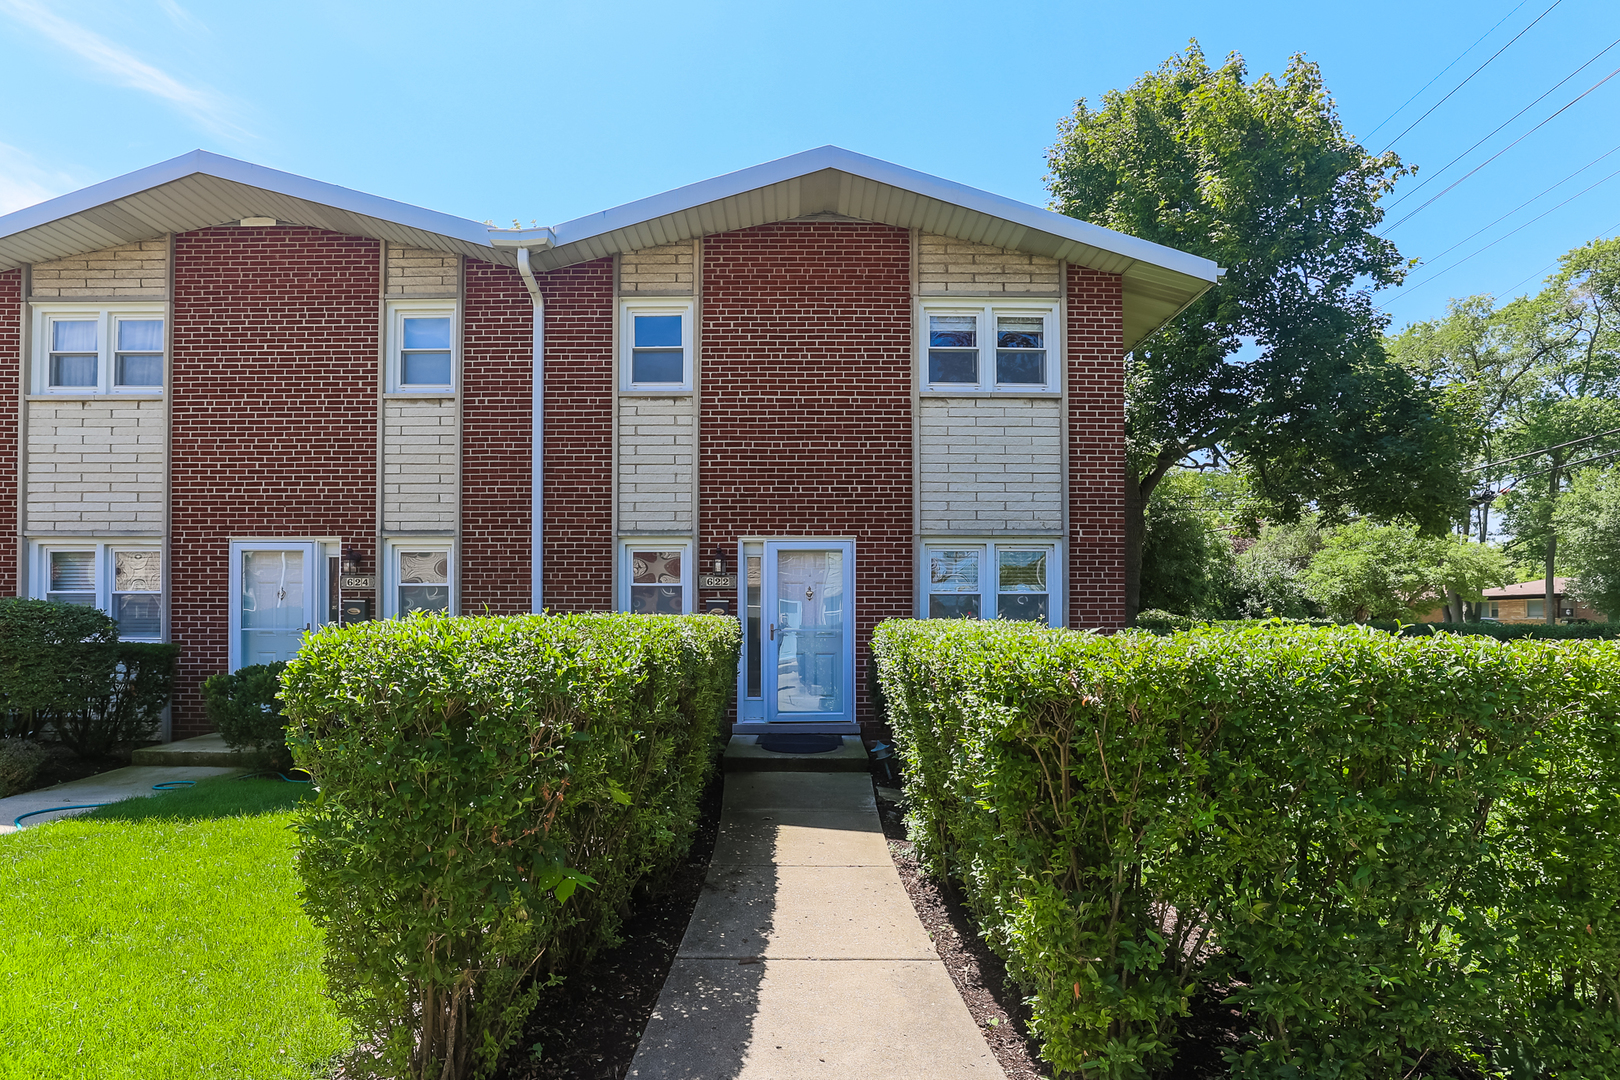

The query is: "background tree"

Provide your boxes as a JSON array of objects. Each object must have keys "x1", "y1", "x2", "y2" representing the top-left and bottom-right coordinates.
[
  {"x1": 1552, "y1": 465, "x2": 1620, "y2": 620},
  {"x1": 1047, "y1": 43, "x2": 1469, "y2": 621},
  {"x1": 1393, "y1": 237, "x2": 1620, "y2": 621},
  {"x1": 1302, "y1": 521, "x2": 1509, "y2": 622},
  {"x1": 1230, "y1": 518, "x2": 1323, "y2": 619},
  {"x1": 1138, "y1": 471, "x2": 1235, "y2": 616}
]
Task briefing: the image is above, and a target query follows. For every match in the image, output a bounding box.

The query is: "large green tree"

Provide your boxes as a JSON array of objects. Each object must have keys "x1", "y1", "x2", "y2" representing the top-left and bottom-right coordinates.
[
  {"x1": 1302, "y1": 520, "x2": 1511, "y2": 622},
  {"x1": 1391, "y1": 237, "x2": 1620, "y2": 621},
  {"x1": 1554, "y1": 465, "x2": 1620, "y2": 620},
  {"x1": 1047, "y1": 43, "x2": 1469, "y2": 619}
]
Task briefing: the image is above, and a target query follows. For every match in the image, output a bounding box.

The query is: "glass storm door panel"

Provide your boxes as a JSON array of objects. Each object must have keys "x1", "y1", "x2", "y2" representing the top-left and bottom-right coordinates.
[
  {"x1": 764, "y1": 543, "x2": 854, "y2": 724},
  {"x1": 236, "y1": 545, "x2": 314, "y2": 668}
]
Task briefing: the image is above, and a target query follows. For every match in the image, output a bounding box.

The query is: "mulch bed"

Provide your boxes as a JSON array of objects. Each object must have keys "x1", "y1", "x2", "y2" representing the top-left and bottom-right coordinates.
[
  {"x1": 876, "y1": 788, "x2": 1052, "y2": 1080},
  {"x1": 495, "y1": 767, "x2": 725, "y2": 1080}
]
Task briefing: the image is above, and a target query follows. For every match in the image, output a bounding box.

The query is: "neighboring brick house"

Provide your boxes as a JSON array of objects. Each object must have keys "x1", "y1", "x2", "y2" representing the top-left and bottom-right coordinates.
[
  {"x1": 1421, "y1": 577, "x2": 1609, "y2": 624},
  {"x1": 0, "y1": 147, "x2": 1218, "y2": 738}
]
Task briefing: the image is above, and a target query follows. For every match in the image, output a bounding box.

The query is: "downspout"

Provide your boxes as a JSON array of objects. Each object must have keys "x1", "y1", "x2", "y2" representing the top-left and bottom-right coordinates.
[
  {"x1": 516, "y1": 246, "x2": 546, "y2": 613},
  {"x1": 491, "y1": 226, "x2": 556, "y2": 612}
]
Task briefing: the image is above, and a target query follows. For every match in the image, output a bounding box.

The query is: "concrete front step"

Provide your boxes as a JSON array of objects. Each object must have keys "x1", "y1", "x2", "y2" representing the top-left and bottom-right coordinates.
[
  {"x1": 721, "y1": 734, "x2": 871, "y2": 773},
  {"x1": 130, "y1": 733, "x2": 283, "y2": 769}
]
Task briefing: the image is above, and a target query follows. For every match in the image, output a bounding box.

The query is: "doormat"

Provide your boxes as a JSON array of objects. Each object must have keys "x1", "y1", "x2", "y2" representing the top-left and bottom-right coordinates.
[{"x1": 756, "y1": 733, "x2": 844, "y2": 755}]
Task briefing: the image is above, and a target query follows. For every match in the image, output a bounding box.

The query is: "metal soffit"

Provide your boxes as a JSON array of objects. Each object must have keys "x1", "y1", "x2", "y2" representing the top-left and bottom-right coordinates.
[{"x1": 0, "y1": 146, "x2": 1218, "y2": 351}]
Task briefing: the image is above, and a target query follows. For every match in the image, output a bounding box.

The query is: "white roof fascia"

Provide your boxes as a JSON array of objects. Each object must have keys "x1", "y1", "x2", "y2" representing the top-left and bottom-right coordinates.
[
  {"x1": 539, "y1": 145, "x2": 1219, "y2": 285},
  {"x1": 0, "y1": 149, "x2": 495, "y2": 263}
]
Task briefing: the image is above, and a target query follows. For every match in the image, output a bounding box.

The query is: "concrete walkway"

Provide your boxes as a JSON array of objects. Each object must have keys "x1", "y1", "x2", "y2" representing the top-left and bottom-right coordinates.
[
  {"x1": 0, "y1": 764, "x2": 238, "y2": 834},
  {"x1": 628, "y1": 772, "x2": 997, "y2": 1078}
]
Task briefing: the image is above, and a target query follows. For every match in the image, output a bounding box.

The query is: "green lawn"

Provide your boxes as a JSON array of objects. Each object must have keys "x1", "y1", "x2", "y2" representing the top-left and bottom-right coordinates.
[{"x1": 0, "y1": 779, "x2": 350, "y2": 1079}]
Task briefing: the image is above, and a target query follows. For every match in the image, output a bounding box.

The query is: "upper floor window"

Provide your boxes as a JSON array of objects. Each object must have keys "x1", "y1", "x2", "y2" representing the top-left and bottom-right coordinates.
[
  {"x1": 35, "y1": 542, "x2": 163, "y2": 640},
  {"x1": 388, "y1": 301, "x2": 457, "y2": 392},
  {"x1": 621, "y1": 299, "x2": 693, "y2": 391},
  {"x1": 918, "y1": 301, "x2": 1058, "y2": 393},
  {"x1": 33, "y1": 306, "x2": 165, "y2": 394},
  {"x1": 923, "y1": 542, "x2": 1059, "y2": 625}
]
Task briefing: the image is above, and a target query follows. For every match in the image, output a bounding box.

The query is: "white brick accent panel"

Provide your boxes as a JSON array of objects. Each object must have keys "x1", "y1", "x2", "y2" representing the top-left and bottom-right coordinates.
[
  {"x1": 383, "y1": 398, "x2": 457, "y2": 531},
  {"x1": 386, "y1": 244, "x2": 459, "y2": 297},
  {"x1": 27, "y1": 399, "x2": 165, "y2": 530},
  {"x1": 917, "y1": 233, "x2": 1060, "y2": 295},
  {"x1": 918, "y1": 397, "x2": 1063, "y2": 532},
  {"x1": 619, "y1": 397, "x2": 693, "y2": 531},
  {"x1": 30, "y1": 238, "x2": 168, "y2": 298},
  {"x1": 619, "y1": 243, "x2": 695, "y2": 295}
]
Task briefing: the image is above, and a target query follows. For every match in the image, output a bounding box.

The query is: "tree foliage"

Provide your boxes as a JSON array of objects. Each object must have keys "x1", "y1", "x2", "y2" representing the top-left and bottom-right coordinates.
[
  {"x1": 1302, "y1": 520, "x2": 1511, "y2": 622},
  {"x1": 1047, "y1": 42, "x2": 1469, "y2": 618},
  {"x1": 1554, "y1": 465, "x2": 1620, "y2": 619},
  {"x1": 1391, "y1": 236, "x2": 1620, "y2": 615}
]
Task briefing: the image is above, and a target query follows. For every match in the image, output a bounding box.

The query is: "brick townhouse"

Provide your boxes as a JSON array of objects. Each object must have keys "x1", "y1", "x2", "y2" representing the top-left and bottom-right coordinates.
[{"x1": 0, "y1": 147, "x2": 1218, "y2": 738}]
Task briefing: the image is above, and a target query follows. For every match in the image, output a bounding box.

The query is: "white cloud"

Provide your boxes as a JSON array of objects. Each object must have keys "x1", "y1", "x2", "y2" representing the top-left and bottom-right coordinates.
[
  {"x1": 0, "y1": 0, "x2": 243, "y2": 136},
  {"x1": 154, "y1": 0, "x2": 208, "y2": 37},
  {"x1": 0, "y1": 142, "x2": 77, "y2": 215}
]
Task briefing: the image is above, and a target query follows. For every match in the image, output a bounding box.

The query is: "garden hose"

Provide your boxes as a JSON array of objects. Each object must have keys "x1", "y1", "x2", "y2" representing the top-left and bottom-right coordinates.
[{"x1": 10, "y1": 769, "x2": 312, "y2": 830}]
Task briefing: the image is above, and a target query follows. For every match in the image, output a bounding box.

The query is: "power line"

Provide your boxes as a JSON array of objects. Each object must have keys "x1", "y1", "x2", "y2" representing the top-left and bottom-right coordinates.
[
  {"x1": 1503, "y1": 446, "x2": 1620, "y2": 485},
  {"x1": 1466, "y1": 427, "x2": 1620, "y2": 472},
  {"x1": 1365, "y1": 0, "x2": 1533, "y2": 140},
  {"x1": 1495, "y1": 215, "x2": 1620, "y2": 298},
  {"x1": 1382, "y1": 63, "x2": 1620, "y2": 234},
  {"x1": 1380, "y1": 160, "x2": 1620, "y2": 304},
  {"x1": 1395, "y1": 141, "x2": 1620, "y2": 279},
  {"x1": 1382, "y1": 36, "x2": 1620, "y2": 213},
  {"x1": 1380, "y1": 0, "x2": 1563, "y2": 154}
]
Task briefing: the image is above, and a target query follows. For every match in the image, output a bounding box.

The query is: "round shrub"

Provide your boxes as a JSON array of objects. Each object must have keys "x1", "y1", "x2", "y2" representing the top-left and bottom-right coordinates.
[{"x1": 201, "y1": 662, "x2": 288, "y2": 752}]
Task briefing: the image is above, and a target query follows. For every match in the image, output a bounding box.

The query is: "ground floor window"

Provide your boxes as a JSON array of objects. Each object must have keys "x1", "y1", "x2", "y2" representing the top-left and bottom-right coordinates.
[
  {"x1": 385, "y1": 541, "x2": 453, "y2": 617},
  {"x1": 923, "y1": 541, "x2": 1060, "y2": 626},
  {"x1": 32, "y1": 540, "x2": 163, "y2": 640},
  {"x1": 620, "y1": 540, "x2": 692, "y2": 614}
]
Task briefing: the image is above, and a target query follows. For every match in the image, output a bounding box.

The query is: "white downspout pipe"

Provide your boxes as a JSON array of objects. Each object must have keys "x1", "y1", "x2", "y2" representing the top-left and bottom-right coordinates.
[{"x1": 515, "y1": 244, "x2": 548, "y2": 612}]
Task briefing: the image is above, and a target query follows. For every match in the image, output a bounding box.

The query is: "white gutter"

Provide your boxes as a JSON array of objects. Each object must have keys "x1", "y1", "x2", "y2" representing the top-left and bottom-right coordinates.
[{"x1": 493, "y1": 230, "x2": 556, "y2": 613}]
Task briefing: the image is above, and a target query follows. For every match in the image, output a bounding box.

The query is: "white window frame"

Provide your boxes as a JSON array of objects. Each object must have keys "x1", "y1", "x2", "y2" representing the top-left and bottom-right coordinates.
[
  {"x1": 383, "y1": 539, "x2": 455, "y2": 618},
  {"x1": 916, "y1": 299, "x2": 1059, "y2": 393},
  {"x1": 619, "y1": 299, "x2": 694, "y2": 392},
  {"x1": 920, "y1": 540, "x2": 1063, "y2": 627},
  {"x1": 29, "y1": 539, "x2": 165, "y2": 640},
  {"x1": 31, "y1": 304, "x2": 166, "y2": 395},
  {"x1": 618, "y1": 538, "x2": 694, "y2": 614},
  {"x1": 387, "y1": 299, "x2": 458, "y2": 393}
]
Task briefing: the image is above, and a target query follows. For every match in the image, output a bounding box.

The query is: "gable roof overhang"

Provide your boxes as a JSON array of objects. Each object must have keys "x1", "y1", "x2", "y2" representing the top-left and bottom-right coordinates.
[{"x1": 0, "y1": 146, "x2": 1219, "y2": 351}]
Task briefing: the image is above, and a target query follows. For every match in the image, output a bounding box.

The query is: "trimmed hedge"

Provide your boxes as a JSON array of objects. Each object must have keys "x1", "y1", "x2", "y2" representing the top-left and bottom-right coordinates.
[
  {"x1": 873, "y1": 619, "x2": 1620, "y2": 1079},
  {"x1": 0, "y1": 598, "x2": 177, "y2": 754},
  {"x1": 280, "y1": 612, "x2": 739, "y2": 1080},
  {"x1": 1136, "y1": 608, "x2": 1620, "y2": 640}
]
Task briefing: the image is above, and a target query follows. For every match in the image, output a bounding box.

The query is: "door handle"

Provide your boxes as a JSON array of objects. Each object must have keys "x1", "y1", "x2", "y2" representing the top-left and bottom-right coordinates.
[{"x1": 769, "y1": 622, "x2": 775, "y2": 641}]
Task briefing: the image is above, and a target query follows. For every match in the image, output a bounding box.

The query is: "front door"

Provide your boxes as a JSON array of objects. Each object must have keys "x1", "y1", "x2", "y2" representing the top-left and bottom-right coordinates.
[
  {"x1": 230, "y1": 542, "x2": 318, "y2": 669},
  {"x1": 763, "y1": 541, "x2": 855, "y2": 728}
]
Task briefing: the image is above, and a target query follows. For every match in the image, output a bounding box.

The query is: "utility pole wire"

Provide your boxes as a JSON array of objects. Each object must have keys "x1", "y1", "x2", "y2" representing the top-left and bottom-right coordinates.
[
  {"x1": 1379, "y1": 161, "x2": 1620, "y2": 305},
  {"x1": 1364, "y1": 0, "x2": 1532, "y2": 140},
  {"x1": 1493, "y1": 215, "x2": 1620, "y2": 299},
  {"x1": 1383, "y1": 36, "x2": 1620, "y2": 213},
  {"x1": 1501, "y1": 446, "x2": 1620, "y2": 485},
  {"x1": 1401, "y1": 142, "x2": 1620, "y2": 276},
  {"x1": 1379, "y1": 0, "x2": 1563, "y2": 153},
  {"x1": 1383, "y1": 63, "x2": 1620, "y2": 235},
  {"x1": 1465, "y1": 427, "x2": 1620, "y2": 473}
]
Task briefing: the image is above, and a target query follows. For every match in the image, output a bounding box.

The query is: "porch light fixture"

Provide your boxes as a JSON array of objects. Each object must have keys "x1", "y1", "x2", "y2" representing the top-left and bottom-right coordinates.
[
  {"x1": 713, "y1": 546, "x2": 728, "y2": 575},
  {"x1": 341, "y1": 547, "x2": 364, "y2": 575}
]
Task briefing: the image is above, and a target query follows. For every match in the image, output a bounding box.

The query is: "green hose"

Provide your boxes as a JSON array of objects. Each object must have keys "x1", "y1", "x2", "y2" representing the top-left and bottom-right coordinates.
[{"x1": 11, "y1": 770, "x2": 311, "y2": 830}]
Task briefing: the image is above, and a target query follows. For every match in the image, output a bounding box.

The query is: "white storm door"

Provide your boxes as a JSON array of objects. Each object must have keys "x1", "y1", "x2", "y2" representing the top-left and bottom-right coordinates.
[
  {"x1": 763, "y1": 541, "x2": 855, "y2": 726},
  {"x1": 229, "y1": 542, "x2": 318, "y2": 670}
]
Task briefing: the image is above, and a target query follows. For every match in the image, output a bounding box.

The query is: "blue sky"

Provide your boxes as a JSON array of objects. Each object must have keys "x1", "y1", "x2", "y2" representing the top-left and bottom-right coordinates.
[{"x1": 1, "y1": 0, "x2": 1616, "y2": 332}]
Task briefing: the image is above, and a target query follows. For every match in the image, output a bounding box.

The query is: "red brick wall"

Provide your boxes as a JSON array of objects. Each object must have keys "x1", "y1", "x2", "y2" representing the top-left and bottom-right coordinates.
[
  {"x1": 169, "y1": 226, "x2": 381, "y2": 737},
  {"x1": 462, "y1": 257, "x2": 613, "y2": 614},
  {"x1": 699, "y1": 223, "x2": 913, "y2": 733},
  {"x1": 1066, "y1": 264, "x2": 1127, "y2": 629},
  {"x1": 0, "y1": 269, "x2": 18, "y2": 597}
]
